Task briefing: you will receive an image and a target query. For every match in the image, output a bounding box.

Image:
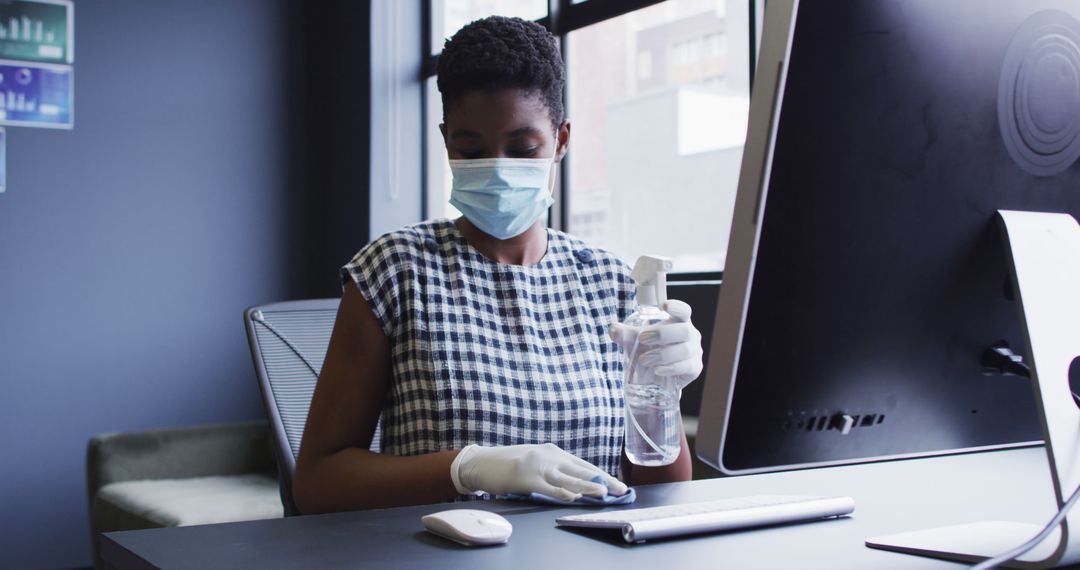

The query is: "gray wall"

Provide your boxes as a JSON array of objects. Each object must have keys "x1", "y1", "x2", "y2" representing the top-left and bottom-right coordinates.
[{"x1": 0, "y1": 1, "x2": 372, "y2": 567}]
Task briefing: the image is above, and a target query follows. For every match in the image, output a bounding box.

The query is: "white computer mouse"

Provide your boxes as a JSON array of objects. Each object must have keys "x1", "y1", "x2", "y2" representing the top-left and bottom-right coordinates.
[{"x1": 421, "y1": 509, "x2": 513, "y2": 546}]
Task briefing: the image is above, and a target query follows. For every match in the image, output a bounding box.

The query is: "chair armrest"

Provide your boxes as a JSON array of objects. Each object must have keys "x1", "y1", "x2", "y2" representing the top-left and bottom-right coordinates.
[{"x1": 86, "y1": 421, "x2": 276, "y2": 501}]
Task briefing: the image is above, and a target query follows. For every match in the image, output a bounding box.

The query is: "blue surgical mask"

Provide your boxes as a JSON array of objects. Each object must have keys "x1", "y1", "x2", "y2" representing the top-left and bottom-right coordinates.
[{"x1": 449, "y1": 149, "x2": 557, "y2": 240}]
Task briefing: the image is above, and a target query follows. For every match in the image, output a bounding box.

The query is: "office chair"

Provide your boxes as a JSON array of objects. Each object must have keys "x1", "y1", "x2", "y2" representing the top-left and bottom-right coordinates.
[{"x1": 244, "y1": 298, "x2": 381, "y2": 516}]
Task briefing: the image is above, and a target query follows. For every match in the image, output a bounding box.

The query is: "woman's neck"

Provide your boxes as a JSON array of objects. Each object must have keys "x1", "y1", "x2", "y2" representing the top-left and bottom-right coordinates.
[{"x1": 455, "y1": 218, "x2": 548, "y2": 266}]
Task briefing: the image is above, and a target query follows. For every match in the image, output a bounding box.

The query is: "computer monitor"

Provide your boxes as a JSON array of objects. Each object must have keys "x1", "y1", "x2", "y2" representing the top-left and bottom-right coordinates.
[{"x1": 696, "y1": 0, "x2": 1080, "y2": 475}]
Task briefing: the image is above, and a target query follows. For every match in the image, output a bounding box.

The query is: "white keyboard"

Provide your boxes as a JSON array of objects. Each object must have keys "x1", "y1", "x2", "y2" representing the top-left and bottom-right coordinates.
[{"x1": 555, "y1": 494, "x2": 855, "y2": 543}]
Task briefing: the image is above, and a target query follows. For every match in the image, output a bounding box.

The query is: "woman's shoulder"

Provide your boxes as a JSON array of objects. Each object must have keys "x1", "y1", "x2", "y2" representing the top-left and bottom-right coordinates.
[
  {"x1": 368, "y1": 218, "x2": 453, "y2": 250},
  {"x1": 547, "y1": 228, "x2": 631, "y2": 279},
  {"x1": 348, "y1": 219, "x2": 455, "y2": 265}
]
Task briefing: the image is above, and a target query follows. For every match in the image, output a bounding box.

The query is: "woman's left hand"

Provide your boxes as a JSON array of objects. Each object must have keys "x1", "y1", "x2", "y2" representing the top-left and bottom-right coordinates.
[{"x1": 610, "y1": 299, "x2": 704, "y2": 389}]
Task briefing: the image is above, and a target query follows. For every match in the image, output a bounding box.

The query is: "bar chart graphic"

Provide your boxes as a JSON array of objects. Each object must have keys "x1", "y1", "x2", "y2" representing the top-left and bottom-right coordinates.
[
  {"x1": 0, "y1": 60, "x2": 72, "y2": 128},
  {"x1": 0, "y1": 0, "x2": 72, "y2": 64}
]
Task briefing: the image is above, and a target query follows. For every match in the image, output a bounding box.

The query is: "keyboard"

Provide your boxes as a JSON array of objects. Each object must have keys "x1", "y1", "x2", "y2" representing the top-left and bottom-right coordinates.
[{"x1": 555, "y1": 494, "x2": 855, "y2": 543}]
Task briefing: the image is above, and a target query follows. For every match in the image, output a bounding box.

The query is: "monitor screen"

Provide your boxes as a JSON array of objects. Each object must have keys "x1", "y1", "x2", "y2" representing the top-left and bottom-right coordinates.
[{"x1": 696, "y1": 0, "x2": 1080, "y2": 474}]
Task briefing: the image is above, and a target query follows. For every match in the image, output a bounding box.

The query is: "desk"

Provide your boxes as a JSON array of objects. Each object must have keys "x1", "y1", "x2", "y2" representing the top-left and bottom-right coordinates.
[{"x1": 101, "y1": 447, "x2": 1071, "y2": 569}]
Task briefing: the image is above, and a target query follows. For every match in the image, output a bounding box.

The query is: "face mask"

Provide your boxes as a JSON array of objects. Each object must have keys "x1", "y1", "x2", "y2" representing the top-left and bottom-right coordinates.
[{"x1": 448, "y1": 143, "x2": 557, "y2": 240}]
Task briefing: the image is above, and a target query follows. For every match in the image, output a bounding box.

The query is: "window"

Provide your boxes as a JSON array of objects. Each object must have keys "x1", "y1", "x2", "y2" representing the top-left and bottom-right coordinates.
[
  {"x1": 705, "y1": 32, "x2": 725, "y2": 57},
  {"x1": 430, "y1": 0, "x2": 548, "y2": 55},
  {"x1": 638, "y1": 50, "x2": 653, "y2": 80},
  {"x1": 423, "y1": 0, "x2": 759, "y2": 275}
]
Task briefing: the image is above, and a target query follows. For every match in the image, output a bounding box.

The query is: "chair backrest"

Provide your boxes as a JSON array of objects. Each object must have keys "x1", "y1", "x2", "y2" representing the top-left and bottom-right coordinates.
[{"x1": 244, "y1": 298, "x2": 380, "y2": 516}]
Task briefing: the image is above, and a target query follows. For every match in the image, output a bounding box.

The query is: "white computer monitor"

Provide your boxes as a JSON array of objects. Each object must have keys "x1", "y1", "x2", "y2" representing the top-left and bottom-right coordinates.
[{"x1": 696, "y1": 0, "x2": 1080, "y2": 475}]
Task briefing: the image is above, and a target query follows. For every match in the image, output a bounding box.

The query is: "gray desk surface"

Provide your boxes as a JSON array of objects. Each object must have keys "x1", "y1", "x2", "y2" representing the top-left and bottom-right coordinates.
[{"x1": 102, "y1": 447, "x2": 1073, "y2": 569}]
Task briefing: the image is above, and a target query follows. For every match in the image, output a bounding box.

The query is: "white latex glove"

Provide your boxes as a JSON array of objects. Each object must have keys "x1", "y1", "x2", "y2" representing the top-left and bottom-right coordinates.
[
  {"x1": 450, "y1": 443, "x2": 628, "y2": 501},
  {"x1": 609, "y1": 299, "x2": 705, "y2": 390}
]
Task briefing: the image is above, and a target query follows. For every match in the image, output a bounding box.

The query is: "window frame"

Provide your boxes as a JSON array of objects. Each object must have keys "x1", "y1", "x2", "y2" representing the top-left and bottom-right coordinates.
[{"x1": 421, "y1": 0, "x2": 762, "y2": 280}]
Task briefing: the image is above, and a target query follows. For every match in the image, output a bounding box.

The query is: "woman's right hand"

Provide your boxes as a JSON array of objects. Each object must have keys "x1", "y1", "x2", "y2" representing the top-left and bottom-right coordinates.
[{"x1": 450, "y1": 443, "x2": 629, "y2": 501}]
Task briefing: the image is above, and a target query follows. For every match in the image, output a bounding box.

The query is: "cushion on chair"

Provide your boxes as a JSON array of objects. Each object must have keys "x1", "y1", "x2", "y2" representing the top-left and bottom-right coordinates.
[
  {"x1": 87, "y1": 422, "x2": 276, "y2": 495},
  {"x1": 96, "y1": 473, "x2": 283, "y2": 527}
]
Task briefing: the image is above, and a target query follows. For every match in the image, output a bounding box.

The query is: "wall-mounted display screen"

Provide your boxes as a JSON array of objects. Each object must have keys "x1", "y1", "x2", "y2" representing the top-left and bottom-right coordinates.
[
  {"x1": 0, "y1": 60, "x2": 72, "y2": 128},
  {"x1": 0, "y1": 0, "x2": 72, "y2": 64}
]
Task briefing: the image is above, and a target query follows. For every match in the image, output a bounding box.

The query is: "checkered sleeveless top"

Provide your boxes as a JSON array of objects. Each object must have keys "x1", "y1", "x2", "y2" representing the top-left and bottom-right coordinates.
[{"x1": 341, "y1": 218, "x2": 635, "y2": 483}]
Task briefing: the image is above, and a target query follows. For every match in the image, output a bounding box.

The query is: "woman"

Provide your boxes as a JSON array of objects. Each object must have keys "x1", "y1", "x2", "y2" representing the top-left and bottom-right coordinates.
[{"x1": 293, "y1": 15, "x2": 704, "y2": 514}]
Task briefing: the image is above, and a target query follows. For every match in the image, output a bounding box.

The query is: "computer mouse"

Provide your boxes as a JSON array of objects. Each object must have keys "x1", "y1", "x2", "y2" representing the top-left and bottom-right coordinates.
[{"x1": 421, "y1": 509, "x2": 513, "y2": 546}]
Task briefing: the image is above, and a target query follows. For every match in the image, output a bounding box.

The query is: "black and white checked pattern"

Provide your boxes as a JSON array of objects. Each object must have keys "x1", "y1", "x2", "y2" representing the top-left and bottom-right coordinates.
[{"x1": 341, "y1": 218, "x2": 635, "y2": 484}]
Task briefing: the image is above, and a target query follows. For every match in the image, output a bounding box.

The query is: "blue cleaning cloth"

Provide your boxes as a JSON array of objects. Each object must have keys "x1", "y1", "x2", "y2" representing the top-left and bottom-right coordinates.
[{"x1": 501, "y1": 475, "x2": 636, "y2": 506}]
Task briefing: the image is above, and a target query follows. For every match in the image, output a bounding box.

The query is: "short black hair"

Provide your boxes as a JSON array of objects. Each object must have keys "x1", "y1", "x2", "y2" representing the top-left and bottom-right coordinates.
[{"x1": 436, "y1": 16, "x2": 565, "y2": 129}]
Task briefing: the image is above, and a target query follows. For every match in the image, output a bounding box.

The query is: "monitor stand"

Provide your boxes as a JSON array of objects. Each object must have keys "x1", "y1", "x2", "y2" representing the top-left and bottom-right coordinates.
[{"x1": 866, "y1": 210, "x2": 1080, "y2": 569}]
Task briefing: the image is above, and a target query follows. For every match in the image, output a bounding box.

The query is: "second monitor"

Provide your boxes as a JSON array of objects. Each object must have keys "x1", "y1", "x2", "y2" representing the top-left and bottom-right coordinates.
[{"x1": 696, "y1": 0, "x2": 1080, "y2": 475}]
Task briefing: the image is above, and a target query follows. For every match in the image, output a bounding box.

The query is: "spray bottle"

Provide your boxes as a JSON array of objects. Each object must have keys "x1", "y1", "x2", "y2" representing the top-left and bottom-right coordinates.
[{"x1": 623, "y1": 255, "x2": 682, "y2": 466}]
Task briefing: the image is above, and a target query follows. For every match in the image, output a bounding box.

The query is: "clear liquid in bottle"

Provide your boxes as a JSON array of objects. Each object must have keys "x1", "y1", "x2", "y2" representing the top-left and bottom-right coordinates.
[{"x1": 623, "y1": 305, "x2": 681, "y2": 466}]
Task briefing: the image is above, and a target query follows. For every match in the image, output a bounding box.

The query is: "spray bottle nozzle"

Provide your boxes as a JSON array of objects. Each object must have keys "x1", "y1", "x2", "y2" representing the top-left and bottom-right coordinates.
[{"x1": 631, "y1": 255, "x2": 674, "y2": 308}]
